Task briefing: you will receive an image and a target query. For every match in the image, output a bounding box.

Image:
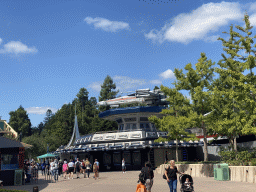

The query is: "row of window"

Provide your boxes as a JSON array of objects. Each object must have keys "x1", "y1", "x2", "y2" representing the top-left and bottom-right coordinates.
[
  {"x1": 115, "y1": 117, "x2": 149, "y2": 124},
  {"x1": 118, "y1": 123, "x2": 156, "y2": 132}
]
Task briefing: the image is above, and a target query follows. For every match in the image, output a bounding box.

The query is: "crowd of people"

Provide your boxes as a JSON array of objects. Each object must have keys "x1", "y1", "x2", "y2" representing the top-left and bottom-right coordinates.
[{"x1": 24, "y1": 157, "x2": 183, "y2": 192}]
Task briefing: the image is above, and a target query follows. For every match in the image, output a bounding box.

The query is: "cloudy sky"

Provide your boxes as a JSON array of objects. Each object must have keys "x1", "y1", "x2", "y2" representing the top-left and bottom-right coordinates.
[{"x1": 1, "y1": 0, "x2": 256, "y2": 126}]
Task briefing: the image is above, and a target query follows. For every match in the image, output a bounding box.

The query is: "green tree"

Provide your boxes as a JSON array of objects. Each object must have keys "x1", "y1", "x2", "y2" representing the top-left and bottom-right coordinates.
[
  {"x1": 9, "y1": 105, "x2": 32, "y2": 137},
  {"x1": 149, "y1": 86, "x2": 198, "y2": 162},
  {"x1": 22, "y1": 133, "x2": 47, "y2": 159},
  {"x1": 174, "y1": 53, "x2": 215, "y2": 161},
  {"x1": 99, "y1": 75, "x2": 118, "y2": 111},
  {"x1": 210, "y1": 14, "x2": 256, "y2": 151}
]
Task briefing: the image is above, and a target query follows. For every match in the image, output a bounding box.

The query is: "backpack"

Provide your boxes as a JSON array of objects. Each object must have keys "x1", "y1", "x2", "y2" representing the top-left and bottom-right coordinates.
[
  {"x1": 82, "y1": 161, "x2": 85, "y2": 167},
  {"x1": 141, "y1": 167, "x2": 151, "y2": 180},
  {"x1": 76, "y1": 162, "x2": 80, "y2": 169}
]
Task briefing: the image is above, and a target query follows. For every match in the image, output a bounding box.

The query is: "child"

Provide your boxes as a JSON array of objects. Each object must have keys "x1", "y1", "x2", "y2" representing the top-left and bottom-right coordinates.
[
  {"x1": 136, "y1": 173, "x2": 146, "y2": 192},
  {"x1": 184, "y1": 177, "x2": 191, "y2": 190}
]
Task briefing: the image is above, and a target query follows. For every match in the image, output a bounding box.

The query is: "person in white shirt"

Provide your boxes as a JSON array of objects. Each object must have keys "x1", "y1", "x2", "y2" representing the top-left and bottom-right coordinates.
[
  {"x1": 122, "y1": 158, "x2": 126, "y2": 173},
  {"x1": 68, "y1": 159, "x2": 75, "y2": 179},
  {"x1": 50, "y1": 159, "x2": 56, "y2": 182}
]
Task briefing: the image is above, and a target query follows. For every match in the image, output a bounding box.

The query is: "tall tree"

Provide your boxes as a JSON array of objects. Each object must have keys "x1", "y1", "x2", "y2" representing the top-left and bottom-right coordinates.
[
  {"x1": 211, "y1": 24, "x2": 244, "y2": 151},
  {"x1": 9, "y1": 105, "x2": 32, "y2": 137},
  {"x1": 174, "y1": 52, "x2": 215, "y2": 161},
  {"x1": 99, "y1": 75, "x2": 118, "y2": 111},
  {"x1": 149, "y1": 86, "x2": 197, "y2": 162}
]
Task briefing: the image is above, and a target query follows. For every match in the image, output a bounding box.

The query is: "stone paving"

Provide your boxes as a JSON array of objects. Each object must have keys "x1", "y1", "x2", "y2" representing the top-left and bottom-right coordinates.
[{"x1": 1, "y1": 170, "x2": 255, "y2": 192}]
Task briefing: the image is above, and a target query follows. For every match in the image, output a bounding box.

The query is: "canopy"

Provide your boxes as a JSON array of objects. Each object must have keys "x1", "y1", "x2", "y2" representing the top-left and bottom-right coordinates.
[{"x1": 37, "y1": 153, "x2": 58, "y2": 159}]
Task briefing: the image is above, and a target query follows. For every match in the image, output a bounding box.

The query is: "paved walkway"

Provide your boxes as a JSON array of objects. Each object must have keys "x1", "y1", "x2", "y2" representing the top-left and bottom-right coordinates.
[{"x1": 1, "y1": 171, "x2": 255, "y2": 192}]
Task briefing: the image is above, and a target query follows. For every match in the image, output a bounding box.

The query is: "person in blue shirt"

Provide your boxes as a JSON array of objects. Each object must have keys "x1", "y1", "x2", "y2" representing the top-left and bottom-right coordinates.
[{"x1": 41, "y1": 161, "x2": 46, "y2": 176}]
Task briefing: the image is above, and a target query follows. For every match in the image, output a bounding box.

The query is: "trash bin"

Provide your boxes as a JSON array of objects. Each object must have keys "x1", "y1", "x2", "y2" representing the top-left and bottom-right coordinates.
[{"x1": 214, "y1": 163, "x2": 229, "y2": 181}]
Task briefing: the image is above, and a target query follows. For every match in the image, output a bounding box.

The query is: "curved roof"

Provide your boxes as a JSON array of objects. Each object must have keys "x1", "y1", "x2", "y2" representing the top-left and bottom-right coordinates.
[{"x1": 98, "y1": 106, "x2": 166, "y2": 119}]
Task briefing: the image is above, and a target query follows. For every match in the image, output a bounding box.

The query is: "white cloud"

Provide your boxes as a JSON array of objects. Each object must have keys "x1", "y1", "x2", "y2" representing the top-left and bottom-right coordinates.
[
  {"x1": 84, "y1": 17, "x2": 130, "y2": 32},
  {"x1": 204, "y1": 35, "x2": 219, "y2": 43},
  {"x1": 0, "y1": 41, "x2": 38, "y2": 54},
  {"x1": 145, "y1": 2, "x2": 243, "y2": 44},
  {"x1": 250, "y1": 14, "x2": 256, "y2": 27},
  {"x1": 25, "y1": 107, "x2": 58, "y2": 115},
  {"x1": 150, "y1": 79, "x2": 162, "y2": 85},
  {"x1": 113, "y1": 76, "x2": 147, "y2": 90},
  {"x1": 88, "y1": 81, "x2": 102, "y2": 92},
  {"x1": 0, "y1": 38, "x2": 2, "y2": 45},
  {"x1": 159, "y1": 69, "x2": 175, "y2": 79}
]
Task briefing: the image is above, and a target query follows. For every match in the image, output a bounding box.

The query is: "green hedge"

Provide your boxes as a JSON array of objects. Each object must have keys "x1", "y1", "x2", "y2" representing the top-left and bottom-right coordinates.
[{"x1": 0, "y1": 190, "x2": 28, "y2": 192}]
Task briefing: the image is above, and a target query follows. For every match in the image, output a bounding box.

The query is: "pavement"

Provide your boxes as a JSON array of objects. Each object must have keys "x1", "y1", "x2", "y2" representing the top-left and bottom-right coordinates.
[{"x1": 1, "y1": 170, "x2": 255, "y2": 192}]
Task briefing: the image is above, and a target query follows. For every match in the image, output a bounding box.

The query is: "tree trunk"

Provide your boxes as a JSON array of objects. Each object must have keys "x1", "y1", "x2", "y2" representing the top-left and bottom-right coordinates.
[
  {"x1": 230, "y1": 137, "x2": 234, "y2": 151},
  {"x1": 176, "y1": 138, "x2": 179, "y2": 162},
  {"x1": 234, "y1": 136, "x2": 237, "y2": 151},
  {"x1": 202, "y1": 126, "x2": 208, "y2": 161}
]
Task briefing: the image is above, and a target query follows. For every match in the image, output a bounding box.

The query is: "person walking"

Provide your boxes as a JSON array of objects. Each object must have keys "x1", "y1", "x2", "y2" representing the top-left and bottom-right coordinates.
[
  {"x1": 58, "y1": 160, "x2": 63, "y2": 177},
  {"x1": 141, "y1": 162, "x2": 154, "y2": 192},
  {"x1": 164, "y1": 160, "x2": 183, "y2": 192},
  {"x1": 93, "y1": 162, "x2": 99, "y2": 180},
  {"x1": 62, "y1": 160, "x2": 68, "y2": 179},
  {"x1": 75, "y1": 158, "x2": 81, "y2": 179},
  {"x1": 122, "y1": 158, "x2": 126, "y2": 173},
  {"x1": 41, "y1": 161, "x2": 46, "y2": 176},
  {"x1": 95, "y1": 159, "x2": 100, "y2": 178},
  {"x1": 136, "y1": 172, "x2": 147, "y2": 192},
  {"x1": 68, "y1": 159, "x2": 75, "y2": 179},
  {"x1": 85, "y1": 158, "x2": 91, "y2": 179}
]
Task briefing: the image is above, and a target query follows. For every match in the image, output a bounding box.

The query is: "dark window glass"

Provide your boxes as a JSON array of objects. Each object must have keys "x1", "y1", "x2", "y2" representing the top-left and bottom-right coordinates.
[
  {"x1": 124, "y1": 118, "x2": 136, "y2": 122},
  {"x1": 140, "y1": 117, "x2": 148, "y2": 122}
]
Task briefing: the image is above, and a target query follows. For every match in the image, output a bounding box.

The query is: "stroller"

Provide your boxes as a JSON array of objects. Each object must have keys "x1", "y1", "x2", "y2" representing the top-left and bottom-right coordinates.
[{"x1": 179, "y1": 174, "x2": 194, "y2": 192}]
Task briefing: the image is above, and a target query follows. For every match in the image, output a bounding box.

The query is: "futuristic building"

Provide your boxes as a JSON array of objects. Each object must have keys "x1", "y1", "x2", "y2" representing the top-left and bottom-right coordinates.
[{"x1": 56, "y1": 89, "x2": 201, "y2": 171}]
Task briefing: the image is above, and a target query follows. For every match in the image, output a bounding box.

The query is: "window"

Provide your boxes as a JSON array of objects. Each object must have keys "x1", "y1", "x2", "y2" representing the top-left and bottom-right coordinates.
[
  {"x1": 140, "y1": 117, "x2": 148, "y2": 122},
  {"x1": 125, "y1": 124, "x2": 131, "y2": 130},
  {"x1": 124, "y1": 117, "x2": 136, "y2": 122},
  {"x1": 119, "y1": 124, "x2": 124, "y2": 132},
  {"x1": 116, "y1": 118, "x2": 123, "y2": 123},
  {"x1": 1, "y1": 154, "x2": 19, "y2": 170},
  {"x1": 132, "y1": 124, "x2": 137, "y2": 130}
]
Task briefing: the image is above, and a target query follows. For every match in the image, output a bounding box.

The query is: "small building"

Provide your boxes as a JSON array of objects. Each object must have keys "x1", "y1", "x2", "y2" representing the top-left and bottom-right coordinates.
[{"x1": 0, "y1": 136, "x2": 25, "y2": 186}]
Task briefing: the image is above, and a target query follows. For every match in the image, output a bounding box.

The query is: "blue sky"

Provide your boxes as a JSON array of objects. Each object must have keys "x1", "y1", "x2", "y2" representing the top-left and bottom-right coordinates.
[{"x1": 1, "y1": 0, "x2": 256, "y2": 127}]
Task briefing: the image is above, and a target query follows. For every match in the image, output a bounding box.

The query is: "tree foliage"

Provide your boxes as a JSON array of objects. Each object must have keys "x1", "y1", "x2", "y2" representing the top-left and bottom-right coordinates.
[
  {"x1": 9, "y1": 105, "x2": 32, "y2": 137},
  {"x1": 149, "y1": 86, "x2": 198, "y2": 162}
]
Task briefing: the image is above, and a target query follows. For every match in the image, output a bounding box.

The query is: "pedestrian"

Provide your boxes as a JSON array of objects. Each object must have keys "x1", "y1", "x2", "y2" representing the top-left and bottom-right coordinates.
[
  {"x1": 68, "y1": 159, "x2": 75, "y2": 179},
  {"x1": 136, "y1": 172, "x2": 146, "y2": 192},
  {"x1": 58, "y1": 160, "x2": 63, "y2": 177},
  {"x1": 62, "y1": 160, "x2": 68, "y2": 179},
  {"x1": 141, "y1": 162, "x2": 154, "y2": 192},
  {"x1": 93, "y1": 162, "x2": 99, "y2": 180},
  {"x1": 164, "y1": 160, "x2": 183, "y2": 192},
  {"x1": 75, "y1": 158, "x2": 81, "y2": 179},
  {"x1": 85, "y1": 158, "x2": 91, "y2": 179},
  {"x1": 95, "y1": 159, "x2": 100, "y2": 178},
  {"x1": 41, "y1": 160, "x2": 46, "y2": 176},
  {"x1": 122, "y1": 158, "x2": 126, "y2": 173},
  {"x1": 25, "y1": 162, "x2": 32, "y2": 183}
]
